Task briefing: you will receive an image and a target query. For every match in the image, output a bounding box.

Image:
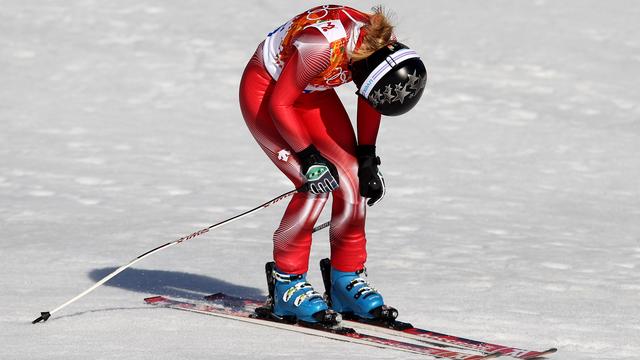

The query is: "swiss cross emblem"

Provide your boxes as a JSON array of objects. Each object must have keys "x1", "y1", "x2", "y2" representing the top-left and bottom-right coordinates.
[{"x1": 321, "y1": 22, "x2": 335, "y2": 32}]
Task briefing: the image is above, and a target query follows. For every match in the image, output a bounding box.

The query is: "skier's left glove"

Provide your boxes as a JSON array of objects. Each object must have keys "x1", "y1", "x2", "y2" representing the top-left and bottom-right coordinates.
[
  {"x1": 356, "y1": 145, "x2": 386, "y2": 206},
  {"x1": 297, "y1": 145, "x2": 340, "y2": 194}
]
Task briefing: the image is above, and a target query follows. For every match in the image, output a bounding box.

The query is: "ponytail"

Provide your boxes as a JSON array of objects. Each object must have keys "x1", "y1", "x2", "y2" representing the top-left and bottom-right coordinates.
[{"x1": 351, "y1": 6, "x2": 395, "y2": 61}]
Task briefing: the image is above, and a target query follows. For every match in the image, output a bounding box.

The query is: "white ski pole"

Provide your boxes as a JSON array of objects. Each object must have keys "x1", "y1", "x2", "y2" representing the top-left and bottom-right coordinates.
[{"x1": 32, "y1": 189, "x2": 300, "y2": 324}]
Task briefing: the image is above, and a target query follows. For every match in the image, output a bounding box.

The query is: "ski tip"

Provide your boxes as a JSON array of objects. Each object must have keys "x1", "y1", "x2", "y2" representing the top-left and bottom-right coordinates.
[
  {"x1": 32, "y1": 311, "x2": 51, "y2": 324},
  {"x1": 144, "y1": 296, "x2": 167, "y2": 304},
  {"x1": 526, "y1": 348, "x2": 558, "y2": 359}
]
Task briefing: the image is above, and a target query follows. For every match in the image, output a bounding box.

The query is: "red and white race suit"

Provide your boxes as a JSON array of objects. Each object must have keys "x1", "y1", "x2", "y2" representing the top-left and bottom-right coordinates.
[{"x1": 239, "y1": 5, "x2": 382, "y2": 274}]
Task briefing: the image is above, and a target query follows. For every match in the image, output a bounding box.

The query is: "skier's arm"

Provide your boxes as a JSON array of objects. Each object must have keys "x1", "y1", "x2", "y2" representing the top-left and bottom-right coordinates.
[
  {"x1": 356, "y1": 96, "x2": 382, "y2": 145},
  {"x1": 356, "y1": 96, "x2": 385, "y2": 206},
  {"x1": 269, "y1": 30, "x2": 339, "y2": 193},
  {"x1": 268, "y1": 31, "x2": 331, "y2": 152}
]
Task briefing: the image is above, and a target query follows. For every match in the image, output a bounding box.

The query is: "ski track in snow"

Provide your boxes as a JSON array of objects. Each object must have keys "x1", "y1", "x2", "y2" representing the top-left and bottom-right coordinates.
[{"x1": 1, "y1": 1, "x2": 639, "y2": 359}]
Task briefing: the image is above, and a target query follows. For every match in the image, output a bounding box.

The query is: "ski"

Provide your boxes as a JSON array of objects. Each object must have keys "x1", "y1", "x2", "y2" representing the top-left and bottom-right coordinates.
[
  {"x1": 340, "y1": 319, "x2": 557, "y2": 360},
  {"x1": 316, "y1": 258, "x2": 556, "y2": 360},
  {"x1": 204, "y1": 293, "x2": 556, "y2": 360},
  {"x1": 145, "y1": 295, "x2": 498, "y2": 360}
]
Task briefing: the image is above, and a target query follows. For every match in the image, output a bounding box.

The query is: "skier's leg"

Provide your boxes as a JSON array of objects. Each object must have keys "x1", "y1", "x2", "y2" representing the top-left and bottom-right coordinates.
[
  {"x1": 239, "y1": 51, "x2": 328, "y2": 275},
  {"x1": 296, "y1": 90, "x2": 388, "y2": 319},
  {"x1": 295, "y1": 89, "x2": 367, "y2": 272},
  {"x1": 239, "y1": 52, "x2": 332, "y2": 322},
  {"x1": 239, "y1": 49, "x2": 304, "y2": 188}
]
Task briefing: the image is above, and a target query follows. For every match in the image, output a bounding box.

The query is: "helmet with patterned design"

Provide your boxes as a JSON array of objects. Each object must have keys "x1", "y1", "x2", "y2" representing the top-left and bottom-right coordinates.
[
  {"x1": 350, "y1": 42, "x2": 427, "y2": 116},
  {"x1": 349, "y1": 8, "x2": 427, "y2": 116}
]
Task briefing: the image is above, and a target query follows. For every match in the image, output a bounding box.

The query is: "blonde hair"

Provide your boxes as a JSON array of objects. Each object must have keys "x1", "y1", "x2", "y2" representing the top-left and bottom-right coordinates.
[{"x1": 351, "y1": 6, "x2": 395, "y2": 61}]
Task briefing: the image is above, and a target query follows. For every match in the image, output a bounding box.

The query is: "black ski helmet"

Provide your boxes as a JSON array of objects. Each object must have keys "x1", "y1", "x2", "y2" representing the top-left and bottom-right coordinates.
[{"x1": 350, "y1": 42, "x2": 427, "y2": 116}]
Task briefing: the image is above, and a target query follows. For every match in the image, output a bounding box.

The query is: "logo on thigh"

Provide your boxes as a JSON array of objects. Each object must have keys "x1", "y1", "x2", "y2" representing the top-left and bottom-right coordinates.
[{"x1": 277, "y1": 149, "x2": 291, "y2": 162}]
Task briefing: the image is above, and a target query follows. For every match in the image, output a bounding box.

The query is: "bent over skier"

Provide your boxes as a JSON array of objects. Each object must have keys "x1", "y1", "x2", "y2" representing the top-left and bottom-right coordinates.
[{"x1": 239, "y1": 4, "x2": 426, "y2": 324}]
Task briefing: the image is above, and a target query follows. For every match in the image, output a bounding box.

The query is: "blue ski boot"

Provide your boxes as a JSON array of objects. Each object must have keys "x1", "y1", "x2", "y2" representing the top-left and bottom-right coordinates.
[
  {"x1": 262, "y1": 262, "x2": 337, "y2": 325},
  {"x1": 319, "y1": 258, "x2": 398, "y2": 321}
]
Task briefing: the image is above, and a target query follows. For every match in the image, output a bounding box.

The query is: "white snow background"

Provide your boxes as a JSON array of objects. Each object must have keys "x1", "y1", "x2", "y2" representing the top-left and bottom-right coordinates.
[{"x1": 1, "y1": 1, "x2": 639, "y2": 359}]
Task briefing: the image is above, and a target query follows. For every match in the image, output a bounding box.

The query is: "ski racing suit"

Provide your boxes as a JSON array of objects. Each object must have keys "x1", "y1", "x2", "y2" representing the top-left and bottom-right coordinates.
[{"x1": 239, "y1": 5, "x2": 381, "y2": 274}]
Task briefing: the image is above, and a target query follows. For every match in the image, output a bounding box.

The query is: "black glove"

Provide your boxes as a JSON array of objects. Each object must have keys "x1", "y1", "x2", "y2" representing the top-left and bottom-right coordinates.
[
  {"x1": 356, "y1": 145, "x2": 386, "y2": 206},
  {"x1": 296, "y1": 145, "x2": 339, "y2": 194}
]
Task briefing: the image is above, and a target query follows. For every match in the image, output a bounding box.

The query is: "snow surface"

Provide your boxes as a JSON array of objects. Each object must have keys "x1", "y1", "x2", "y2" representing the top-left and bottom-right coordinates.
[{"x1": 1, "y1": 1, "x2": 639, "y2": 359}]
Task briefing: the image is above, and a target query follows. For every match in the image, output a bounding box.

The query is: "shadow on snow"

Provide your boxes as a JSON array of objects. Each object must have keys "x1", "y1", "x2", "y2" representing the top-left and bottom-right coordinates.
[{"x1": 88, "y1": 267, "x2": 266, "y2": 301}]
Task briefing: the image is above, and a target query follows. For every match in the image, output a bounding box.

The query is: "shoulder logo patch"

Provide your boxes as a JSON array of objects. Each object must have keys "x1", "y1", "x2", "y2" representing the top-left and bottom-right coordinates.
[{"x1": 308, "y1": 20, "x2": 346, "y2": 43}]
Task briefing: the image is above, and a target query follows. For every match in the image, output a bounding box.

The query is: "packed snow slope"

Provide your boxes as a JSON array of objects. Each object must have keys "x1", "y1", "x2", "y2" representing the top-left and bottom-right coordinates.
[{"x1": 1, "y1": 1, "x2": 639, "y2": 359}]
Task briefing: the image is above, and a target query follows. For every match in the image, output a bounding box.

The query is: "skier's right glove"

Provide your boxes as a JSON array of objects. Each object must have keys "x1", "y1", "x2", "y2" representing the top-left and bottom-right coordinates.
[
  {"x1": 296, "y1": 145, "x2": 340, "y2": 194},
  {"x1": 356, "y1": 145, "x2": 386, "y2": 206}
]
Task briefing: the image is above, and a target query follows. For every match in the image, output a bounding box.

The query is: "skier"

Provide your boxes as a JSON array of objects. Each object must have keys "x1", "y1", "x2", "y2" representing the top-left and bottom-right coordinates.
[{"x1": 239, "y1": 5, "x2": 426, "y2": 324}]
